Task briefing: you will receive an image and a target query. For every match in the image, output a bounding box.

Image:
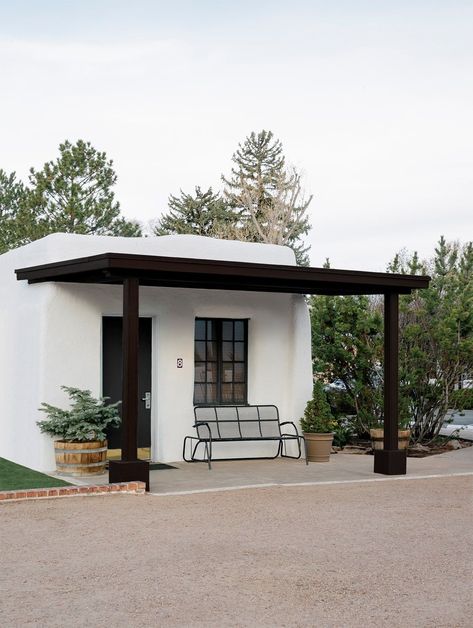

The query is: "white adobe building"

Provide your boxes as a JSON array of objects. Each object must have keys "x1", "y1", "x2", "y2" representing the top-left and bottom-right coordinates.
[{"x1": 0, "y1": 234, "x2": 312, "y2": 472}]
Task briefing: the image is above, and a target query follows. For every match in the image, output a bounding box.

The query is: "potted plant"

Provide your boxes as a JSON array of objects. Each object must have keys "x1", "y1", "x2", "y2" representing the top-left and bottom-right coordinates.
[
  {"x1": 37, "y1": 386, "x2": 121, "y2": 476},
  {"x1": 300, "y1": 381, "x2": 337, "y2": 462}
]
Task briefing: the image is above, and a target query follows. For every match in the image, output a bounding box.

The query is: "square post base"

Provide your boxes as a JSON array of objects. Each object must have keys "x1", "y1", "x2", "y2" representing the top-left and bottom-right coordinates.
[
  {"x1": 374, "y1": 449, "x2": 406, "y2": 475},
  {"x1": 109, "y1": 460, "x2": 150, "y2": 491}
]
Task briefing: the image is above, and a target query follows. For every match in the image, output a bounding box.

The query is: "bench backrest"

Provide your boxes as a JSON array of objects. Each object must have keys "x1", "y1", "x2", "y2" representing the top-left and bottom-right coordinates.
[{"x1": 194, "y1": 405, "x2": 281, "y2": 440}]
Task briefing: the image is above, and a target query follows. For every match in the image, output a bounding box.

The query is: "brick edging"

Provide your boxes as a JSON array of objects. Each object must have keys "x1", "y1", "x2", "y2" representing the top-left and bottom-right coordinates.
[{"x1": 0, "y1": 481, "x2": 146, "y2": 502}]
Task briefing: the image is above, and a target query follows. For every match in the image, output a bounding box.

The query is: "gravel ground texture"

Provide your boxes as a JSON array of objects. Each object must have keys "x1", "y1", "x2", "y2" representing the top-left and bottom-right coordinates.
[{"x1": 1, "y1": 475, "x2": 472, "y2": 628}]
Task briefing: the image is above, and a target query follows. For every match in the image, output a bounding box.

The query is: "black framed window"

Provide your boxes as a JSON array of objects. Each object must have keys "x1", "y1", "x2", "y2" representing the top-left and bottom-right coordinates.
[{"x1": 194, "y1": 318, "x2": 248, "y2": 405}]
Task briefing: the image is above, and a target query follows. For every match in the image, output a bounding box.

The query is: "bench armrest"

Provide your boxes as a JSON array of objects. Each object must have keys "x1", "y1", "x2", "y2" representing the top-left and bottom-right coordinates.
[
  {"x1": 280, "y1": 421, "x2": 300, "y2": 436},
  {"x1": 193, "y1": 421, "x2": 212, "y2": 439}
]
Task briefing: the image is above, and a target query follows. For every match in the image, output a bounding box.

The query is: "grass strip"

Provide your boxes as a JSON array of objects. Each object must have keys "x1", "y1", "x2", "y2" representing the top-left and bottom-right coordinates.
[{"x1": 0, "y1": 457, "x2": 71, "y2": 491}]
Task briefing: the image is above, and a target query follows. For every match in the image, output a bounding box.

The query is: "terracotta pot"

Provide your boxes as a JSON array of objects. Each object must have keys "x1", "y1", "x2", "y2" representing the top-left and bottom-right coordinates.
[
  {"x1": 303, "y1": 432, "x2": 334, "y2": 462},
  {"x1": 54, "y1": 440, "x2": 108, "y2": 476},
  {"x1": 369, "y1": 429, "x2": 411, "y2": 451}
]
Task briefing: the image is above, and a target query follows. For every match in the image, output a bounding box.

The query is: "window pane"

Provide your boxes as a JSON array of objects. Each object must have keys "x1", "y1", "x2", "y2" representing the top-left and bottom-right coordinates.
[
  {"x1": 221, "y1": 384, "x2": 233, "y2": 402},
  {"x1": 222, "y1": 321, "x2": 233, "y2": 340},
  {"x1": 206, "y1": 363, "x2": 217, "y2": 383},
  {"x1": 222, "y1": 341, "x2": 234, "y2": 361},
  {"x1": 222, "y1": 363, "x2": 233, "y2": 382},
  {"x1": 207, "y1": 341, "x2": 217, "y2": 361},
  {"x1": 194, "y1": 384, "x2": 206, "y2": 404},
  {"x1": 195, "y1": 341, "x2": 206, "y2": 361},
  {"x1": 234, "y1": 342, "x2": 245, "y2": 361},
  {"x1": 234, "y1": 321, "x2": 245, "y2": 341},
  {"x1": 206, "y1": 384, "x2": 217, "y2": 403},
  {"x1": 207, "y1": 320, "x2": 215, "y2": 340},
  {"x1": 234, "y1": 363, "x2": 245, "y2": 382},
  {"x1": 233, "y1": 384, "x2": 246, "y2": 403},
  {"x1": 195, "y1": 320, "x2": 206, "y2": 340},
  {"x1": 195, "y1": 363, "x2": 206, "y2": 383}
]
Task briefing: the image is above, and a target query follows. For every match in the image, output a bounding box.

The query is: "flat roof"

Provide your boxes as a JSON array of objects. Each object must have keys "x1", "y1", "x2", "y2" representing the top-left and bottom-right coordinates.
[{"x1": 15, "y1": 252, "x2": 430, "y2": 295}]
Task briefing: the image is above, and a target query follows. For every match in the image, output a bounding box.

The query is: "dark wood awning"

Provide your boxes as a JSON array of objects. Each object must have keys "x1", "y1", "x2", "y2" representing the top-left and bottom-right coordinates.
[{"x1": 15, "y1": 252, "x2": 430, "y2": 295}]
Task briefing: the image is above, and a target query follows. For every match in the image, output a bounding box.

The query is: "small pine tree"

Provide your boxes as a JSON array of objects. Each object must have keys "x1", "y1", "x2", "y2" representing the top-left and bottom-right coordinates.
[
  {"x1": 37, "y1": 386, "x2": 121, "y2": 442},
  {"x1": 300, "y1": 381, "x2": 335, "y2": 433}
]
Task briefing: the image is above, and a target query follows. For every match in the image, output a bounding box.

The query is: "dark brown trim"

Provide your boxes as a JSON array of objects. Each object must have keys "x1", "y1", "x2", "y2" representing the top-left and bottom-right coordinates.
[
  {"x1": 15, "y1": 252, "x2": 430, "y2": 295},
  {"x1": 121, "y1": 277, "x2": 139, "y2": 461},
  {"x1": 383, "y1": 292, "x2": 399, "y2": 451},
  {"x1": 374, "y1": 292, "x2": 407, "y2": 475}
]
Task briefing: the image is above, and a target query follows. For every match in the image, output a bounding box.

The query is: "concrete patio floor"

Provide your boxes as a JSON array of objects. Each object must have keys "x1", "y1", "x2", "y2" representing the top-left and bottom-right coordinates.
[{"x1": 63, "y1": 445, "x2": 473, "y2": 494}]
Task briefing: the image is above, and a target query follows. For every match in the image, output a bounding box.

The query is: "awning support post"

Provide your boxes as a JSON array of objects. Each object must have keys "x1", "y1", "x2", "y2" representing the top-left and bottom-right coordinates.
[
  {"x1": 374, "y1": 292, "x2": 407, "y2": 475},
  {"x1": 109, "y1": 277, "x2": 150, "y2": 490}
]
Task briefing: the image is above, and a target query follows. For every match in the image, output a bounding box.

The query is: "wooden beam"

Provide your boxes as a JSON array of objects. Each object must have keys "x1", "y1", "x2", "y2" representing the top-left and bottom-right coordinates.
[
  {"x1": 384, "y1": 292, "x2": 399, "y2": 450},
  {"x1": 374, "y1": 292, "x2": 407, "y2": 474},
  {"x1": 109, "y1": 277, "x2": 150, "y2": 490},
  {"x1": 121, "y1": 277, "x2": 139, "y2": 460}
]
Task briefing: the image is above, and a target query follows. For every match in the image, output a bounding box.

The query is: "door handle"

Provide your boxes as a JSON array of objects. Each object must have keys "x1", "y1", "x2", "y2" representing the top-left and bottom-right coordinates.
[{"x1": 141, "y1": 392, "x2": 151, "y2": 409}]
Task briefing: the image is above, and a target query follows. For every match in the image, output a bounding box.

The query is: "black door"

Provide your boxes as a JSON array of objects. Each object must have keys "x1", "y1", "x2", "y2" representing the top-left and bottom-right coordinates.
[{"x1": 102, "y1": 316, "x2": 152, "y2": 451}]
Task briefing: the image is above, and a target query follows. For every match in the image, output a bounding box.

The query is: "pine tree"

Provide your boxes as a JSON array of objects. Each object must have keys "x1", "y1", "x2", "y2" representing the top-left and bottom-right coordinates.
[
  {"x1": 221, "y1": 130, "x2": 312, "y2": 265},
  {"x1": 0, "y1": 169, "x2": 31, "y2": 254},
  {"x1": 154, "y1": 186, "x2": 236, "y2": 237},
  {"x1": 27, "y1": 140, "x2": 141, "y2": 238},
  {"x1": 222, "y1": 130, "x2": 285, "y2": 211}
]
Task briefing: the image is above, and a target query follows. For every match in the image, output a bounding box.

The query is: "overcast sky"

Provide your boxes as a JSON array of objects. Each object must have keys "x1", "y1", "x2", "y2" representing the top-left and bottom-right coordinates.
[{"x1": 1, "y1": 1, "x2": 472, "y2": 270}]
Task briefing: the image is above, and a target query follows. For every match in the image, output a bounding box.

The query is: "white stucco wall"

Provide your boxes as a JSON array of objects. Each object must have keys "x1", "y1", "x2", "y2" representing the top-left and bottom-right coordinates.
[{"x1": 0, "y1": 234, "x2": 312, "y2": 471}]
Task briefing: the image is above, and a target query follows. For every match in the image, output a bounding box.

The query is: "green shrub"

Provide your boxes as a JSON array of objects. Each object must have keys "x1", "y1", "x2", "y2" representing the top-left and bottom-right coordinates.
[
  {"x1": 451, "y1": 388, "x2": 473, "y2": 411},
  {"x1": 300, "y1": 381, "x2": 336, "y2": 433},
  {"x1": 332, "y1": 417, "x2": 354, "y2": 449},
  {"x1": 37, "y1": 386, "x2": 121, "y2": 442}
]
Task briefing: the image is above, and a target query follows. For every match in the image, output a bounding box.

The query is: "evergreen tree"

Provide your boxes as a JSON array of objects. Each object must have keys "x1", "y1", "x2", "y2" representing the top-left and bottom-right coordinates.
[
  {"x1": 0, "y1": 169, "x2": 30, "y2": 254},
  {"x1": 221, "y1": 130, "x2": 312, "y2": 265},
  {"x1": 27, "y1": 140, "x2": 141, "y2": 238},
  {"x1": 154, "y1": 186, "x2": 236, "y2": 237},
  {"x1": 222, "y1": 130, "x2": 285, "y2": 210},
  {"x1": 310, "y1": 291, "x2": 384, "y2": 435},
  {"x1": 394, "y1": 238, "x2": 473, "y2": 441}
]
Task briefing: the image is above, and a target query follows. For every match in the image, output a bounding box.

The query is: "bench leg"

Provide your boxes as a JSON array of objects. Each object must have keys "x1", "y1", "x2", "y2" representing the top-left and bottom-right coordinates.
[
  {"x1": 204, "y1": 441, "x2": 212, "y2": 470},
  {"x1": 301, "y1": 435, "x2": 308, "y2": 465},
  {"x1": 280, "y1": 436, "x2": 308, "y2": 464},
  {"x1": 183, "y1": 436, "x2": 193, "y2": 462}
]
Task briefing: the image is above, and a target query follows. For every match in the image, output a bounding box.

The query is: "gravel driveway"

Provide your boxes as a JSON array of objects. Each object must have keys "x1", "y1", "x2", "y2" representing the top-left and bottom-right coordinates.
[{"x1": 1, "y1": 475, "x2": 472, "y2": 627}]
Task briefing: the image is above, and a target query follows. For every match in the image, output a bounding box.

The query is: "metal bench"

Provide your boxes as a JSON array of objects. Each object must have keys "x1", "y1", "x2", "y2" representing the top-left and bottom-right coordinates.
[{"x1": 183, "y1": 405, "x2": 307, "y2": 470}]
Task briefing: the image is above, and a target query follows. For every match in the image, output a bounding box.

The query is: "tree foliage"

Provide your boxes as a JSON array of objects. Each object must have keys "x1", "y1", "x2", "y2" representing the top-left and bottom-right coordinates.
[
  {"x1": 154, "y1": 186, "x2": 235, "y2": 237},
  {"x1": 311, "y1": 290, "x2": 384, "y2": 435},
  {"x1": 0, "y1": 169, "x2": 30, "y2": 254},
  {"x1": 0, "y1": 140, "x2": 141, "y2": 255},
  {"x1": 392, "y1": 238, "x2": 473, "y2": 441},
  {"x1": 310, "y1": 238, "x2": 473, "y2": 443},
  {"x1": 221, "y1": 130, "x2": 312, "y2": 265},
  {"x1": 27, "y1": 140, "x2": 141, "y2": 238}
]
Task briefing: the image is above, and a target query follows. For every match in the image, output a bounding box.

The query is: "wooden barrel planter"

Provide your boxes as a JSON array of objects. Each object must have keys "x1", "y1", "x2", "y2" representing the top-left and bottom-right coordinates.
[
  {"x1": 370, "y1": 429, "x2": 411, "y2": 451},
  {"x1": 54, "y1": 440, "x2": 108, "y2": 476}
]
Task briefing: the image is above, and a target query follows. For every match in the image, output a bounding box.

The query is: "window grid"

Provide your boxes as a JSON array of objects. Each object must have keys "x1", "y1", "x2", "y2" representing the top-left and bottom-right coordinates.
[{"x1": 194, "y1": 318, "x2": 248, "y2": 405}]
